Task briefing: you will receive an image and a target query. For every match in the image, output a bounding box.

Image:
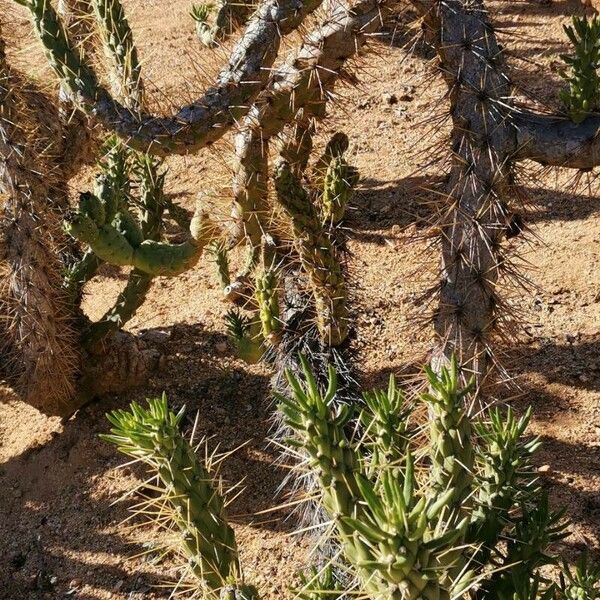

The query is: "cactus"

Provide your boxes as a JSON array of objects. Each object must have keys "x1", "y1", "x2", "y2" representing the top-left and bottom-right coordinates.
[
  {"x1": 16, "y1": 0, "x2": 326, "y2": 153},
  {"x1": 560, "y1": 16, "x2": 600, "y2": 123},
  {"x1": 294, "y1": 565, "x2": 344, "y2": 600},
  {"x1": 278, "y1": 356, "x2": 573, "y2": 600},
  {"x1": 64, "y1": 187, "x2": 212, "y2": 277},
  {"x1": 208, "y1": 240, "x2": 231, "y2": 291},
  {"x1": 359, "y1": 375, "x2": 413, "y2": 472},
  {"x1": 255, "y1": 266, "x2": 282, "y2": 345},
  {"x1": 224, "y1": 308, "x2": 263, "y2": 364},
  {"x1": 191, "y1": 4, "x2": 215, "y2": 46},
  {"x1": 273, "y1": 161, "x2": 348, "y2": 346},
  {"x1": 101, "y1": 396, "x2": 257, "y2": 598},
  {"x1": 320, "y1": 154, "x2": 359, "y2": 226},
  {"x1": 558, "y1": 554, "x2": 600, "y2": 600}
]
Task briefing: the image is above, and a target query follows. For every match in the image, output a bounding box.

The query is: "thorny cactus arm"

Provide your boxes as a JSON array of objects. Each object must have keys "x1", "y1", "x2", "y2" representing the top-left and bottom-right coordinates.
[
  {"x1": 230, "y1": 0, "x2": 385, "y2": 246},
  {"x1": 92, "y1": 0, "x2": 143, "y2": 110},
  {"x1": 101, "y1": 396, "x2": 256, "y2": 597},
  {"x1": 84, "y1": 155, "x2": 166, "y2": 345},
  {"x1": 0, "y1": 28, "x2": 80, "y2": 414},
  {"x1": 279, "y1": 358, "x2": 478, "y2": 600},
  {"x1": 514, "y1": 112, "x2": 600, "y2": 168},
  {"x1": 409, "y1": 0, "x2": 519, "y2": 390},
  {"x1": 16, "y1": 0, "x2": 325, "y2": 155},
  {"x1": 273, "y1": 161, "x2": 348, "y2": 346},
  {"x1": 64, "y1": 191, "x2": 213, "y2": 276},
  {"x1": 467, "y1": 406, "x2": 541, "y2": 558}
]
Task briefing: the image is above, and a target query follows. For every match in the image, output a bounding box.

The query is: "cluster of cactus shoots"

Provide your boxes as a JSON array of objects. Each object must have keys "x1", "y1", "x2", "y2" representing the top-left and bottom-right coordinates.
[
  {"x1": 561, "y1": 15, "x2": 600, "y2": 122},
  {"x1": 64, "y1": 137, "x2": 212, "y2": 345},
  {"x1": 103, "y1": 357, "x2": 599, "y2": 599},
  {"x1": 223, "y1": 133, "x2": 359, "y2": 359}
]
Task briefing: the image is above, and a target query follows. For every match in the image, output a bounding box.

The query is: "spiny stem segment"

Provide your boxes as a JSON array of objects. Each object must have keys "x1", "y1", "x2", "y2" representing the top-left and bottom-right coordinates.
[
  {"x1": 273, "y1": 161, "x2": 348, "y2": 346},
  {"x1": 101, "y1": 396, "x2": 258, "y2": 598}
]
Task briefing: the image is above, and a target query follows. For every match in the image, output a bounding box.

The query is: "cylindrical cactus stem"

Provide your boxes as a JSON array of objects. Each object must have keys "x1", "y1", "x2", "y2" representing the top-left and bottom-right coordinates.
[
  {"x1": 425, "y1": 0, "x2": 516, "y2": 390},
  {"x1": 278, "y1": 117, "x2": 316, "y2": 177},
  {"x1": 0, "y1": 33, "x2": 80, "y2": 416},
  {"x1": 56, "y1": 0, "x2": 97, "y2": 178},
  {"x1": 273, "y1": 160, "x2": 348, "y2": 346},
  {"x1": 63, "y1": 138, "x2": 133, "y2": 301},
  {"x1": 84, "y1": 153, "x2": 165, "y2": 345},
  {"x1": 423, "y1": 358, "x2": 474, "y2": 511},
  {"x1": 64, "y1": 191, "x2": 213, "y2": 276},
  {"x1": 18, "y1": 0, "x2": 325, "y2": 154},
  {"x1": 230, "y1": 108, "x2": 270, "y2": 253},
  {"x1": 229, "y1": 0, "x2": 384, "y2": 244},
  {"x1": 92, "y1": 0, "x2": 144, "y2": 109},
  {"x1": 208, "y1": 240, "x2": 231, "y2": 291},
  {"x1": 321, "y1": 155, "x2": 358, "y2": 225},
  {"x1": 255, "y1": 238, "x2": 281, "y2": 345},
  {"x1": 101, "y1": 397, "x2": 252, "y2": 596}
]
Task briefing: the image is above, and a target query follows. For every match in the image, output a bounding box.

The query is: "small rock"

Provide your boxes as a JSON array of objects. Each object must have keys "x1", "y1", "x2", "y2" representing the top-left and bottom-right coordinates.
[
  {"x1": 215, "y1": 341, "x2": 228, "y2": 353},
  {"x1": 68, "y1": 579, "x2": 81, "y2": 590},
  {"x1": 537, "y1": 464, "x2": 551, "y2": 473},
  {"x1": 382, "y1": 93, "x2": 398, "y2": 105},
  {"x1": 391, "y1": 224, "x2": 402, "y2": 235}
]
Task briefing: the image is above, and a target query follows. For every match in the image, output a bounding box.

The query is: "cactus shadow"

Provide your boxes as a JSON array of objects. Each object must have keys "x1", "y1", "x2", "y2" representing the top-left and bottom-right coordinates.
[
  {"x1": 348, "y1": 175, "x2": 446, "y2": 245},
  {"x1": 522, "y1": 184, "x2": 600, "y2": 224}
]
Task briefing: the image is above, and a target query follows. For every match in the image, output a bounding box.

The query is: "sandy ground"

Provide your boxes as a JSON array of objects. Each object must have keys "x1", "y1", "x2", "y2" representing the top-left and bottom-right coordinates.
[{"x1": 1, "y1": 0, "x2": 599, "y2": 598}]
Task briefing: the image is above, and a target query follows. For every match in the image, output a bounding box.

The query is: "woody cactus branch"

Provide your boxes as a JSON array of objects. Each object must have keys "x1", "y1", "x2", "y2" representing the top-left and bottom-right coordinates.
[
  {"x1": 16, "y1": 0, "x2": 325, "y2": 154},
  {"x1": 0, "y1": 29, "x2": 80, "y2": 414},
  {"x1": 230, "y1": 0, "x2": 385, "y2": 247}
]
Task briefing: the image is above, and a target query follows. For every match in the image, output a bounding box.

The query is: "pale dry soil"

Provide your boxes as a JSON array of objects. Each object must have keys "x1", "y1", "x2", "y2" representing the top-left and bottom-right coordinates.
[{"x1": 1, "y1": 0, "x2": 599, "y2": 598}]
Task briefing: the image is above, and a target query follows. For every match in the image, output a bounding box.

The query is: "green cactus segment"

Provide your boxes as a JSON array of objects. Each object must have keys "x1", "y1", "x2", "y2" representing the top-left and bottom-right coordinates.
[
  {"x1": 84, "y1": 154, "x2": 165, "y2": 345},
  {"x1": 468, "y1": 406, "x2": 540, "y2": 558},
  {"x1": 208, "y1": 240, "x2": 231, "y2": 290},
  {"x1": 255, "y1": 267, "x2": 281, "y2": 345},
  {"x1": 14, "y1": 0, "x2": 100, "y2": 101},
  {"x1": 101, "y1": 396, "x2": 243, "y2": 595},
  {"x1": 313, "y1": 132, "x2": 350, "y2": 185},
  {"x1": 294, "y1": 565, "x2": 343, "y2": 600},
  {"x1": 423, "y1": 358, "x2": 474, "y2": 512},
  {"x1": 65, "y1": 192, "x2": 211, "y2": 276},
  {"x1": 321, "y1": 154, "x2": 359, "y2": 225},
  {"x1": 224, "y1": 309, "x2": 263, "y2": 364},
  {"x1": 191, "y1": 3, "x2": 216, "y2": 47},
  {"x1": 560, "y1": 16, "x2": 600, "y2": 124},
  {"x1": 558, "y1": 554, "x2": 600, "y2": 600},
  {"x1": 276, "y1": 355, "x2": 360, "y2": 518},
  {"x1": 279, "y1": 357, "x2": 479, "y2": 600},
  {"x1": 480, "y1": 494, "x2": 569, "y2": 599},
  {"x1": 93, "y1": 0, "x2": 143, "y2": 107},
  {"x1": 359, "y1": 374, "x2": 413, "y2": 472},
  {"x1": 279, "y1": 357, "x2": 566, "y2": 600},
  {"x1": 63, "y1": 140, "x2": 133, "y2": 299},
  {"x1": 273, "y1": 160, "x2": 348, "y2": 346}
]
